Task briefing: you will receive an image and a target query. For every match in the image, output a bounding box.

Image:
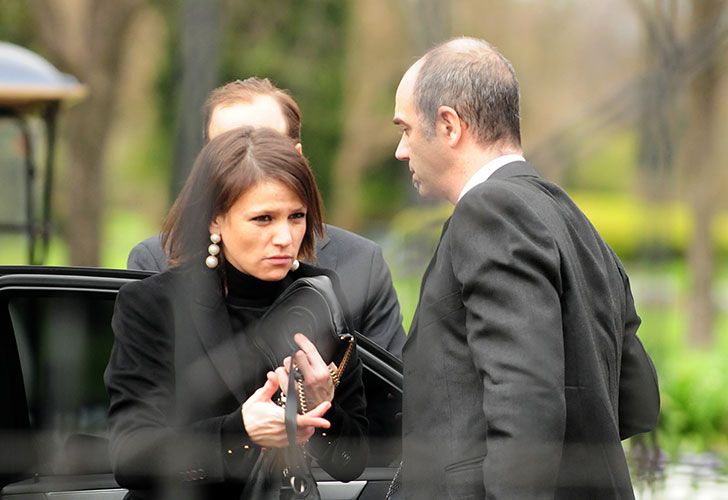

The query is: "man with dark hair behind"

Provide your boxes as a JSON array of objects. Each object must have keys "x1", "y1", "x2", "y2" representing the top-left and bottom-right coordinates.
[
  {"x1": 391, "y1": 37, "x2": 659, "y2": 499},
  {"x1": 128, "y1": 78, "x2": 405, "y2": 358}
]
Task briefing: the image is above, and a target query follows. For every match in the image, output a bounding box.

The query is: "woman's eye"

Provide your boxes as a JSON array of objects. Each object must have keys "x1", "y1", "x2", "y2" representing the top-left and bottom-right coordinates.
[
  {"x1": 252, "y1": 215, "x2": 272, "y2": 222},
  {"x1": 290, "y1": 212, "x2": 306, "y2": 220}
]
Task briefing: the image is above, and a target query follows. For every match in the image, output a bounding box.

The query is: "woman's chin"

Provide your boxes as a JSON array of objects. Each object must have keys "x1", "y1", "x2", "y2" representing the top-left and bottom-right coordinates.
[{"x1": 254, "y1": 268, "x2": 291, "y2": 282}]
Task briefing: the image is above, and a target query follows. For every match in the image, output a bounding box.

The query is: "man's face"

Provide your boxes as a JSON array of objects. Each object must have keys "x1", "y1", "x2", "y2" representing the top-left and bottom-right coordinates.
[
  {"x1": 208, "y1": 95, "x2": 289, "y2": 140},
  {"x1": 393, "y1": 63, "x2": 448, "y2": 200}
]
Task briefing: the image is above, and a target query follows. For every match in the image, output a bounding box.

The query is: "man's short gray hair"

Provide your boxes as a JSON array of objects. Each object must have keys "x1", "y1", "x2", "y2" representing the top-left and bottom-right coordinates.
[{"x1": 414, "y1": 37, "x2": 521, "y2": 147}]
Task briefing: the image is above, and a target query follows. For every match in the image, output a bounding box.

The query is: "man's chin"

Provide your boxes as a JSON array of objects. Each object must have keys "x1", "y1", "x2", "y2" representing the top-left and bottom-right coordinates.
[{"x1": 414, "y1": 182, "x2": 434, "y2": 199}]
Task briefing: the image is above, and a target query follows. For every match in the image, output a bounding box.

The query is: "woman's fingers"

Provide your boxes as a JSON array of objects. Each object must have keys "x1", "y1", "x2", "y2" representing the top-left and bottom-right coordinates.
[
  {"x1": 293, "y1": 343, "x2": 329, "y2": 386},
  {"x1": 274, "y1": 366, "x2": 289, "y2": 396},
  {"x1": 297, "y1": 401, "x2": 332, "y2": 429},
  {"x1": 250, "y1": 372, "x2": 279, "y2": 402},
  {"x1": 306, "y1": 400, "x2": 331, "y2": 419},
  {"x1": 294, "y1": 333, "x2": 327, "y2": 368},
  {"x1": 293, "y1": 349, "x2": 315, "y2": 381},
  {"x1": 297, "y1": 414, "x2": 330, "y2": 429}
]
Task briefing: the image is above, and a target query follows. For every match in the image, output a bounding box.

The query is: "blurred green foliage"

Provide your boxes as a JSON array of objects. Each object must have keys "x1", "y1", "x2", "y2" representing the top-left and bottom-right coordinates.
[
  {"x1": 638, "y1": 300, "x2": 728, "y2": 455},
  {"x1": 0, "y1": 1, "x2": 35, "y2": 49},
  {"x1": 217, "y1": 0, "x2": 348, "y2": 203}
]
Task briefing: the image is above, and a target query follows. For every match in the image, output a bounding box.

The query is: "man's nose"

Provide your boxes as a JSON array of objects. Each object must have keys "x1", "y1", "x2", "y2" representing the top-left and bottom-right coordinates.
[{"x1": 395, "y1": 137, "x2": 409, "y2": 161}]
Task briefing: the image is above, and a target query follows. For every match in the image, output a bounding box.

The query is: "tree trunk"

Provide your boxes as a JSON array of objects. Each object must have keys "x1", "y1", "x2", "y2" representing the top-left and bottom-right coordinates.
[
  {"x1": 682, "y1": 0, "x2": 726, "y2": 346},
  {"x1": 32, "y1": 0, "x2": 145, "y2": 266},
  {"x1": 329, "y1": 0, "x2": 410, "y2": 230},
  {"x1": 170, "y1": 0, "x2": 223, "y2": 198}
]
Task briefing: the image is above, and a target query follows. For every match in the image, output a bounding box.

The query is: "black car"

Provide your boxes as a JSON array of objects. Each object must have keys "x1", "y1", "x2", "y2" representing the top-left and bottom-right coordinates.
[{"x1": 0, "y1": 266, "x2": 402, "y2": 499}]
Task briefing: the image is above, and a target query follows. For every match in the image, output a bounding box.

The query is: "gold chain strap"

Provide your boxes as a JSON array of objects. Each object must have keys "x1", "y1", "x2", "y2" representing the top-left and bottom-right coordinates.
[{"x1": 294, "y1": 337, "x2": 355, "y2": 414}]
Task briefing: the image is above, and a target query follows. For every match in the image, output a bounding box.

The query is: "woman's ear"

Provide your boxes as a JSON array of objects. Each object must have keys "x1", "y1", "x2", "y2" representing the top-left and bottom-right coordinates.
[
  {"x1": 209, "y1": 216, "x2": 222, "y2": 236},
  {"x1": 294, "y1": 142, "x2": 303, "y2": 155}
]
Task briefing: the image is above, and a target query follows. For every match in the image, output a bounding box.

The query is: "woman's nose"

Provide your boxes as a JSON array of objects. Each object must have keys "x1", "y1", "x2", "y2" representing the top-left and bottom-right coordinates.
[{"x1": 272, "y1": 222, "x2": 293, "y2": 246}]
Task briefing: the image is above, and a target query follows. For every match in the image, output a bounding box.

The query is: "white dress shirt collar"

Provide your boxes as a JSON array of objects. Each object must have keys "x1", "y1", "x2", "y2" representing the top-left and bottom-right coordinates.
[{"x1": 457, "y1": 154, "x2": 526, "y2": 202}]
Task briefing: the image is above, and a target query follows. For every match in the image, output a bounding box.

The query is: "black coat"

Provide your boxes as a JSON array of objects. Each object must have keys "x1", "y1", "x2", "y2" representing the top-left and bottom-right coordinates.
[
  {"x1": 104, "y1": 261, "x2": 368, "y2": 499},
  {"x1": 402, "y1": 162, "x2": 659, "y2": 499}
]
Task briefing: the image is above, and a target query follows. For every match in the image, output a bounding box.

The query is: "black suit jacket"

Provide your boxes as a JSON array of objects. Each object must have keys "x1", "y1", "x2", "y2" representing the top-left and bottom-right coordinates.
[
  {"x1": 402, "y1": 162, "x2": 659, "y2": 499},
  {"x1": 104, "y1": 261, "x2": 368, "y2": 499},
  {"x1": 127, "y1": 224, "x2": 405, "y2": 357}
]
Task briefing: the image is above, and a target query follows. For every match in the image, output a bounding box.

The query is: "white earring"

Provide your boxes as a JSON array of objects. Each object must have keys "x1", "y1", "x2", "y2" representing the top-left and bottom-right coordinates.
[
  {"x1": 291, "y1": 259, "x2": 300, "y2": 271},
  {"x1": 206, "y1": 233, "x2": 221, "y2": 269}
]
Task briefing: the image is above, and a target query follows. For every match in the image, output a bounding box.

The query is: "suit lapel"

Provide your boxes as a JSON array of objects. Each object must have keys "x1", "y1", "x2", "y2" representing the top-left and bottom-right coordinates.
[
  {"x1": 182, "y1": 263, "x2": 247, "y2": 399},
  {"x1": 405, "y1": 161, "x2": 538, "y2": 351},
  {"x1": 404, "y1": 216, "x2": 452, "y2": 348}
]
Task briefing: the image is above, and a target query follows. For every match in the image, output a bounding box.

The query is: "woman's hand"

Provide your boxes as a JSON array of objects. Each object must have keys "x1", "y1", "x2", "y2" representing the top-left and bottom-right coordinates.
[
  {"x1": 274, "y1": 333, "x2": 337, "y2": 410},
  {"x1": 242, "y1": 371, "x2": 331, "y2": 448}
]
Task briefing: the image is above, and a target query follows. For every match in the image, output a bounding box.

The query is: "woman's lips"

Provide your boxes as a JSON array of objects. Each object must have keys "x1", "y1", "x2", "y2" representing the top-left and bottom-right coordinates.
[{"x1": 267, "y1": 256, "x2": 293, "y2": 265}]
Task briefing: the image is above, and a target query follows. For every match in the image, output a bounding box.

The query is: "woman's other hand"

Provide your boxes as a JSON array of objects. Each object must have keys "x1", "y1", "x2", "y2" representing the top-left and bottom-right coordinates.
[
  {"x1": 274, "y1": 333, "x2": 336, "y2": 409},
  {"x1": 242, "y1": 371, "x2": 331, "y2": 448}
]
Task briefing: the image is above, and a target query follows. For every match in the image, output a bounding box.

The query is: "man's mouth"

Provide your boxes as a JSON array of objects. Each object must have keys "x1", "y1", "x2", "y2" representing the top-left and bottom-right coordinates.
[{"x1": 409, "y1": 168, "x2": 420, "y2": 190}]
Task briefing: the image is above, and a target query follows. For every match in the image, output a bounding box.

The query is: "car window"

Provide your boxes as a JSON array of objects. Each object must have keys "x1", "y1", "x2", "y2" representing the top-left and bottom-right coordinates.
[{"x1": 5, "y1": 292, "x2": 116, "y2": 477}]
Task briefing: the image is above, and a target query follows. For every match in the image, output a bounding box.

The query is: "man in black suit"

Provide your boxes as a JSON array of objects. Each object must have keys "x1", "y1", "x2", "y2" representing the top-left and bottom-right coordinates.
[
  {"x1": 128, "y1": 78, "x2": 405, "y2": 356},
  {"x1": 391, "y1": 37, "x2": 659, "y2": 498}
]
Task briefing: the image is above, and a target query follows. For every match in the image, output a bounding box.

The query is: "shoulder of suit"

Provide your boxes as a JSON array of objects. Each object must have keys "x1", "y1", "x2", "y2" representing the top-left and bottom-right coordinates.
[
  {"x1": 323, "y1": 224, "x2": 382, "y2": 253},
  {"x1": 118, "y1": 265, "x2": 180, "y2": 300},
  {"x1": 453, "y1": 177, "x2": 548, "y2": 230},
  {"x1": 459, "y1": 176, "x2": 527, "y2": 205},
  {"x1": 139, "y1": 233, "x2": 162, "y2": 248}
]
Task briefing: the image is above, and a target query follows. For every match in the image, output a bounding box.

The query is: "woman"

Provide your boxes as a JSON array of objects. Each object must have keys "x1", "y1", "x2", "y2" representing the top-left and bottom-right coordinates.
[{"x1": 105, "y1": 127, "x2": 368, "y2": 499}]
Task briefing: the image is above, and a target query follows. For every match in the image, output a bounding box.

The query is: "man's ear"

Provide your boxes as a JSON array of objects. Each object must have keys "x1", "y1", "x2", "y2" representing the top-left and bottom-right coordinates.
[
  {"x1": 294, "y1": 142, "x2": 303, "y2": 155},
  {"x1": 437, "y1": 105, "x2": 463, "y2": 146}
]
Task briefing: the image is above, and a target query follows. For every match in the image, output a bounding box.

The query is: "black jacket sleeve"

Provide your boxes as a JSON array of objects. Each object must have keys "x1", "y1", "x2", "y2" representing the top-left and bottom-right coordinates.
[
  {"x1": 451, "y1": 183, "x2": 566, "y2": 499},
  {"x1": 616, "y1": 267, "x2": 660, "y2": 439},
  {"x1": 104, "y1": 280, "x2": 258, "y2": 490},
  {"x1": 307, "y1": 345, "x2": 369, "y2": 481}
]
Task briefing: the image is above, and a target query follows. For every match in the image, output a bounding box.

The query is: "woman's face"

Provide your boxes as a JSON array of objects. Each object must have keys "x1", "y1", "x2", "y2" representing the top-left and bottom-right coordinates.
[{"x1": 210, "y1": 179, "x2": 307, "y2": 281}]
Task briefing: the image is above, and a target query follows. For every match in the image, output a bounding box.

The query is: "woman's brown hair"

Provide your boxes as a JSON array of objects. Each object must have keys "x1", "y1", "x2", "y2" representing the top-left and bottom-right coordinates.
[{"x1": 162, "y1": 126, "x2": 324, "y2": 267}]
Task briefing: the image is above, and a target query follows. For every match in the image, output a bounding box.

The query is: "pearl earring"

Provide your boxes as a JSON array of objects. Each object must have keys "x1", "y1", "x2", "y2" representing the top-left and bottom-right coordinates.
[
  {"x1": 206, "y1": 233, "x2": 221, "y2": 269},
  {"x1": 291, "y1": 259, "x2": 300, "y2": 271}
]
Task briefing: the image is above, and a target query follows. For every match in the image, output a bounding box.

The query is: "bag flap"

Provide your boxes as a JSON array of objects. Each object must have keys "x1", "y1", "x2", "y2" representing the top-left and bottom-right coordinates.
[{"x1": 251, "y1": 275, "x2": 352, "y2": 370}]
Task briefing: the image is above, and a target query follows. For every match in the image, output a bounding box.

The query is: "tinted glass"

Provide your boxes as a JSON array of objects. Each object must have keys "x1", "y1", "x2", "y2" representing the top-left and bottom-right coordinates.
[{"x1": 4, "y1": 291, "x2": 115, "y2": 477}]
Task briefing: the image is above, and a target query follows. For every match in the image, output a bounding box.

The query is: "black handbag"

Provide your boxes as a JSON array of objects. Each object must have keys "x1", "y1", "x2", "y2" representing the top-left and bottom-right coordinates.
[
  {"x1": 250, "y1": 275, "x2": 355, "y2": 386},
  {"x1": 242, "y1": 274, "x2": 356, "y2": 500}
]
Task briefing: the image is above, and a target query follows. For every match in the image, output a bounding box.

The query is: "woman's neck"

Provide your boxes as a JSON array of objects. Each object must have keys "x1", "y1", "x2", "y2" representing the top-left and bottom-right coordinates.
[{"x1": 224, "y1": 260, "x2": 285, "y2": 307}]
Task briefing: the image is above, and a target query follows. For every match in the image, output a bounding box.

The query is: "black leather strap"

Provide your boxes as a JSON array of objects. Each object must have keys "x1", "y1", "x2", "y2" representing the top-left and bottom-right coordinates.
[{"x1": 285, "y1": 363, "x2": 299, "y2": 446}]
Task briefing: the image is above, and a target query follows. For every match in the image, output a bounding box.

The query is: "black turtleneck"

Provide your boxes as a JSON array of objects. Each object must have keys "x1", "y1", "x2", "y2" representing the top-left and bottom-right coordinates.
[{"x1": 224, "y1": 260, "x2": 295, "y2": 330}]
